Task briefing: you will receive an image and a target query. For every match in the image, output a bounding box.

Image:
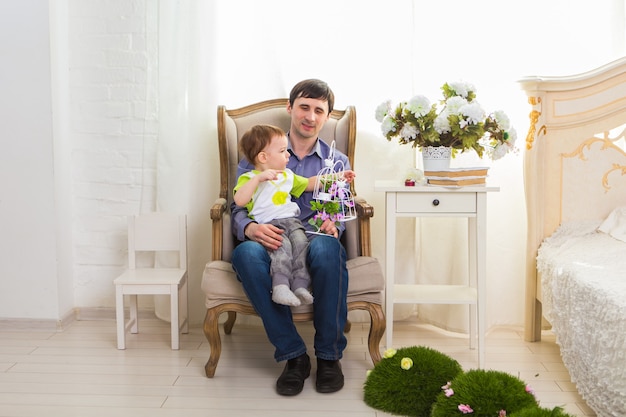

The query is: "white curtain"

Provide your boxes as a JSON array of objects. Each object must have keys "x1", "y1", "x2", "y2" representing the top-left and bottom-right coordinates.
[{"x1": 154, "y1": 0, "x2": 625, "y2": 329}]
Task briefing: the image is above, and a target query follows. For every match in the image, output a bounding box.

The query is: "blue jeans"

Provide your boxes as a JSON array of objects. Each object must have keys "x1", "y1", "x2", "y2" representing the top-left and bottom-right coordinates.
[{"x1": 231, "y1": 236, "x2": 348, "y2": 362}]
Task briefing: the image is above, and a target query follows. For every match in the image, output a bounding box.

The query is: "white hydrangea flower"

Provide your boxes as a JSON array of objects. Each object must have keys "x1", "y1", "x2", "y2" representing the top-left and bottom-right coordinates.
[
  {"x1": 381, "y1": 115, "x2": 396, "y2": 136},
  {"x1": 400, "y1": 123, "x2": 419, "y2": 140},
  {"x1": 405, "y1": 95, "x2": 431, "y2": 117},
  {"x1": 460, "y1": 101, "x2": 485, "y2": 125},
  {"x1": 448, "y1": 81, "x2": 475, "y2": 98},
  {"x1": 491, "y1": 143, "x2": 508, "y2": 160},
  {"x1": 507, "y1": 127, "x2": 517, "y2": 145},
  {"x1": 434, "y1": 111, "x2": 451, "y2": 134},
  {"x1": 444, "y1": 96, "x2": 467, "y2": 114},
  {"x1": 493, "y1": 110, "x2": 510, "y2": 130},
  {"x1": 375, "y1": 101, "x2": 392, "y2": 123}
]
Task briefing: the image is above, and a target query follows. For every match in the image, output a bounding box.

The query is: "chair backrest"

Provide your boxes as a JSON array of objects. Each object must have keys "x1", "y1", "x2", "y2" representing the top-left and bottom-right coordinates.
[
  {"x1": 216, "y1": 99, "x2": 358, "y2": 261},
  {"x1": 128, "y1": 213, "x2": 187, "y2": 269}
]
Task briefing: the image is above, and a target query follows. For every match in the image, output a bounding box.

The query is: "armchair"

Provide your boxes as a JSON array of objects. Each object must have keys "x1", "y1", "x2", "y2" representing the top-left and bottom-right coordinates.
[{"x1": 201, "y1": 99, "x2": 385, "y2": 377}]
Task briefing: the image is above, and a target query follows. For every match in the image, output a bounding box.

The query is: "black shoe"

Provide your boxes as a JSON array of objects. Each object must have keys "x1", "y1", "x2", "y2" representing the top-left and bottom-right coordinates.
[
  {"x1": 315, "y1": 358, "x2": 344, "y2": 393},
  {"x1": 276, "y1": 353, "x2": 311, "y2": 396}
]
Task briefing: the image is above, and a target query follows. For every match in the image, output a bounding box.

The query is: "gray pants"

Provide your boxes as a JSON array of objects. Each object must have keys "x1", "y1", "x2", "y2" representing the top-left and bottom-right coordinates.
[{"x1": 268, "y1": 217, "x2": 310, "y2": 291}]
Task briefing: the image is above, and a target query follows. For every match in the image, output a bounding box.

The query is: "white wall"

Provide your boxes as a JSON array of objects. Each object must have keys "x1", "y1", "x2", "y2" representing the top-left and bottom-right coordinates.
[
  {"x1": 0, "y1": 0, "x2": 162, "y2": 325},
  {"x1": 66, "y1": 0, "x2": 159, "y2": 311},
  {"x1": 0, "y1": 0, "x2": 62, "y2": 320},
  {"x1": 0, "y1": 0, "x2": 209, "y2": 327},
  {"x1": 1, "y1": 0, "x2": 624, "y2": 329}
]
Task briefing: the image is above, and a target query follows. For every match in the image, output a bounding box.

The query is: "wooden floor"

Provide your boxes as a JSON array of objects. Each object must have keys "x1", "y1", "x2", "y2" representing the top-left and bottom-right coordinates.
[{"x1": 0, "y1": 317, "x2": 596, "y2": 417}]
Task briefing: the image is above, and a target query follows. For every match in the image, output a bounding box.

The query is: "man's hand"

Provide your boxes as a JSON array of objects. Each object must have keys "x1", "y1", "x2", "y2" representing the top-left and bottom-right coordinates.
[
  {"x1": 244, "y1": 222, "x2": 284, "y2": 250},
  {"x1": 319, "y1": 219, "x2": 339, "y2": 238},
  {"x1": 340, "y1": 170, "x2": 356, "y2": 183}
]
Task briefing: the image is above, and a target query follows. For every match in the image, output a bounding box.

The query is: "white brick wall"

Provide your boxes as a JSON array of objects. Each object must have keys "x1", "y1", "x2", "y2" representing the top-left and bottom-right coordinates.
[{"x1": 68, "y1": 0, "x2": 158, "y2": 307}]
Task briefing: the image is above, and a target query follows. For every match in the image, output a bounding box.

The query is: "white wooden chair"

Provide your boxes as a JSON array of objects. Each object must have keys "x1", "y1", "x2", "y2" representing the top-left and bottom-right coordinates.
[{"x1": 114, "y1": 213, "x2": 189, "y2": 350}]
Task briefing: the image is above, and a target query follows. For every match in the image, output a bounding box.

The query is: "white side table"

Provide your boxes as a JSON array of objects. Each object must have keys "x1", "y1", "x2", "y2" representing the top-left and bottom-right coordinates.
[{"x1": 374, "y1": 181, "x2": 499, "y2": 368}]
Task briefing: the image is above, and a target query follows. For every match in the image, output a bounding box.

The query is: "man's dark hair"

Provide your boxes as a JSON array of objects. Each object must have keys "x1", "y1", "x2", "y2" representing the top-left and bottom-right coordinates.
[{"x1": 289, "y1": 79, "x2": 335, "y2": 114}]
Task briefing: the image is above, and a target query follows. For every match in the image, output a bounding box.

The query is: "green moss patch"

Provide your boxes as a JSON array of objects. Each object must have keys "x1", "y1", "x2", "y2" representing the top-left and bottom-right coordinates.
[
  {"x1": 431, "y1": 369, "x2": 538, "y2": 417},
  {"x1": 363, "y1": 346, "x2": 463, "y2": 417}
]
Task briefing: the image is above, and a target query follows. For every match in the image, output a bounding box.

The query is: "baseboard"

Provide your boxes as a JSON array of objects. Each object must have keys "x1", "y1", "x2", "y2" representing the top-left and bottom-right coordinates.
[
  {"x1": 0, "y1": 308, "x2": 76, "y2": 332},
  {"x1": 0, "y1": 307, "x2": 167, "y2": 332}
]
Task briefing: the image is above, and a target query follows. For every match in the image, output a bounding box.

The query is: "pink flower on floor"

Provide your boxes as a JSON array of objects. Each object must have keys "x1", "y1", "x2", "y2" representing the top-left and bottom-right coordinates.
[
  {"x1": 458, "y1": 404, "x2": 473, "y2": 414},
  {"x1": 525, "y1": 384, "x2": 536, "y2": 397},
  {"x1": 441, "y1": 381, "x2": 454, "y2": 396},
  {"x1": 499, "y1": 410, "x2": 507, "y2": 417}
]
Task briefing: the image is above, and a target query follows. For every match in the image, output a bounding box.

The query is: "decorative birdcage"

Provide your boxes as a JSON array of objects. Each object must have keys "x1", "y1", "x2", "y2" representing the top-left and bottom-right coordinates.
[{"x1": 308, "y1": 141, "x2": 356, "y2": 234}]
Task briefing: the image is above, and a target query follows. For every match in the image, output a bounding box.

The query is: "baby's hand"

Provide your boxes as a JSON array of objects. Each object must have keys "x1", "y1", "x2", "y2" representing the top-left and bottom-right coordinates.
[{"x1": 258, "y1": 169, "x2": 283, "y2": 182}]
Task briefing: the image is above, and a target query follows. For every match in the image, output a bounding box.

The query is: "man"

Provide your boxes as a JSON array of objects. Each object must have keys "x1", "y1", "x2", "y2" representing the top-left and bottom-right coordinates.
[{"x1": 230, "y1": 79, "x2": 350, "y2": 396}]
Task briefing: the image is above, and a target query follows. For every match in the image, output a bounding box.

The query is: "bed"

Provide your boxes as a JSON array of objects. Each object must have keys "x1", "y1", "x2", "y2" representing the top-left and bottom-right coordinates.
[{"x1": 520, "y1": 57, "x2": 626, "y2": 417}]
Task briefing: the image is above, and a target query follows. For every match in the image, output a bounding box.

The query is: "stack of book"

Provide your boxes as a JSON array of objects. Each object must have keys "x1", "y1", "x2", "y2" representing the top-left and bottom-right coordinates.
[{"x1": 424, "y1": 167, "x2": 489, "y2": 186}]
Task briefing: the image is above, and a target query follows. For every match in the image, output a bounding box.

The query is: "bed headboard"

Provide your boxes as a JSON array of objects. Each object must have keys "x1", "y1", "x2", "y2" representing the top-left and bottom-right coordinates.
[{"x1": 519, "y1": 57, "x2": 626, "y2": 342}]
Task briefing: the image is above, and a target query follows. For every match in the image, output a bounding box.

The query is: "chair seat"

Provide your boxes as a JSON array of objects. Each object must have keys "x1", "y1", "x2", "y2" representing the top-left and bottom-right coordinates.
[
  {"x1": 115, "y1": 268, "x2": 187, "y2": 286},
  {"x1": 202, "y1": 256, "x2": 384, "y2": 310}
]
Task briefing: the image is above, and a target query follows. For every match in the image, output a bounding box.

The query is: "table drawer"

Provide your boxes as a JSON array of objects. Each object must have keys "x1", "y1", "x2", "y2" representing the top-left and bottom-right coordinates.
[{"x1": 396, "y1": 192, "x2": 476, "y2": 213}]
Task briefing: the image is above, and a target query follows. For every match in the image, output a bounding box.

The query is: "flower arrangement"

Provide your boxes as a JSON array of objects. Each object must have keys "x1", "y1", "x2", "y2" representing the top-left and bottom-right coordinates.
[
  {"x1": 308, "y1": 168, "x2": 356, "y2": 234},
  {"x1": 375, "y1": 81, "x2": 517, "y2": 160},
  {"x1": 309, "y1": 195, "x2": 347, "y2": 230}
]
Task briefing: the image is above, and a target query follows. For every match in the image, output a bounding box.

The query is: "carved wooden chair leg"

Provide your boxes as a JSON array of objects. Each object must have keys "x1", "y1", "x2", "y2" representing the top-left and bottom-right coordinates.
[
  {"x1": 203, "y1": 308, "x2": 222, "y2": 378},
  {"x1": 224, "y1": 311, "x2": 237, "y2": 334},
  {"x1": 366, "y1": 303, "x2": 385, "y2": 365},
  {"x1": 347, "y1": 300, "x2": 385, "y2": 365},
  {"x1": 344, "y1": 319, "x2": 352, "y2": 333}
]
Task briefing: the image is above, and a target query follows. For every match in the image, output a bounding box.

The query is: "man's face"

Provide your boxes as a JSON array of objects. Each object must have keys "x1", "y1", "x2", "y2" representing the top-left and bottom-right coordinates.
[{"x1": 287, "y1": 96, "x2": 330, "y2": 141}]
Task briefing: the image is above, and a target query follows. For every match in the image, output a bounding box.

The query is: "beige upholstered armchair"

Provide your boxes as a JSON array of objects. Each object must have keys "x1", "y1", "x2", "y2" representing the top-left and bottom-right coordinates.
[{"x1": 201, "y1": 99, "x2": 385, "y2": 378}]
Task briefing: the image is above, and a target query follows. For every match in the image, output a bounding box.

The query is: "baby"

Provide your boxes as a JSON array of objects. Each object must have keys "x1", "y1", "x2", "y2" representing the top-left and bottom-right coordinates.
[{"x1": 233, "y1": 124, "x2": 354, "y2": 306}]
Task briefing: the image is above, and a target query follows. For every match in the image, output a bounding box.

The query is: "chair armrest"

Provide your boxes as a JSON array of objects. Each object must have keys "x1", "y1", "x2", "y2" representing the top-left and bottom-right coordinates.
[
  {"x1": 211, "y1": 198, "x2": 227, "y2": 221},
  {"x1": 210, "y1": 198, "x2": 228, "y2": 261},
  {"x1": 355, "y1": 196, "x2": 373, "y2": 219},
  {"x1": 354, "y1": 196, "x2": 374, "y2": 257}
]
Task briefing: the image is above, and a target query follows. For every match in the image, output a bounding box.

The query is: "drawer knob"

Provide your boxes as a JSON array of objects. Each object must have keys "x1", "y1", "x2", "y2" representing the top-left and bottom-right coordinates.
[{"x1": 432, "y1": 199, "x2": 440, "y2": 206}]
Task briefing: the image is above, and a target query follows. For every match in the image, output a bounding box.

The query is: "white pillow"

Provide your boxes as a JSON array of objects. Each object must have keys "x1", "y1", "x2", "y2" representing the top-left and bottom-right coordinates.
[{"x1": 598, "y1": 206, "x2": 626, "y2": 243}]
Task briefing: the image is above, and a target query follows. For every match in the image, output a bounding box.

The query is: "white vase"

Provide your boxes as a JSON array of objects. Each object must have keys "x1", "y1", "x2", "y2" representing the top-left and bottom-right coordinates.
[{"x1": 421, "y1": 146, "x2": 451, "y2": 171}]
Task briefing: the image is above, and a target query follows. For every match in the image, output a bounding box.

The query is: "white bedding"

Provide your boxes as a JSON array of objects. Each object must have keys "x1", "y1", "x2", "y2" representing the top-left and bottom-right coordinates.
[{"x1": 537, "y1": 221, "x2": 626, "y2": 417}]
